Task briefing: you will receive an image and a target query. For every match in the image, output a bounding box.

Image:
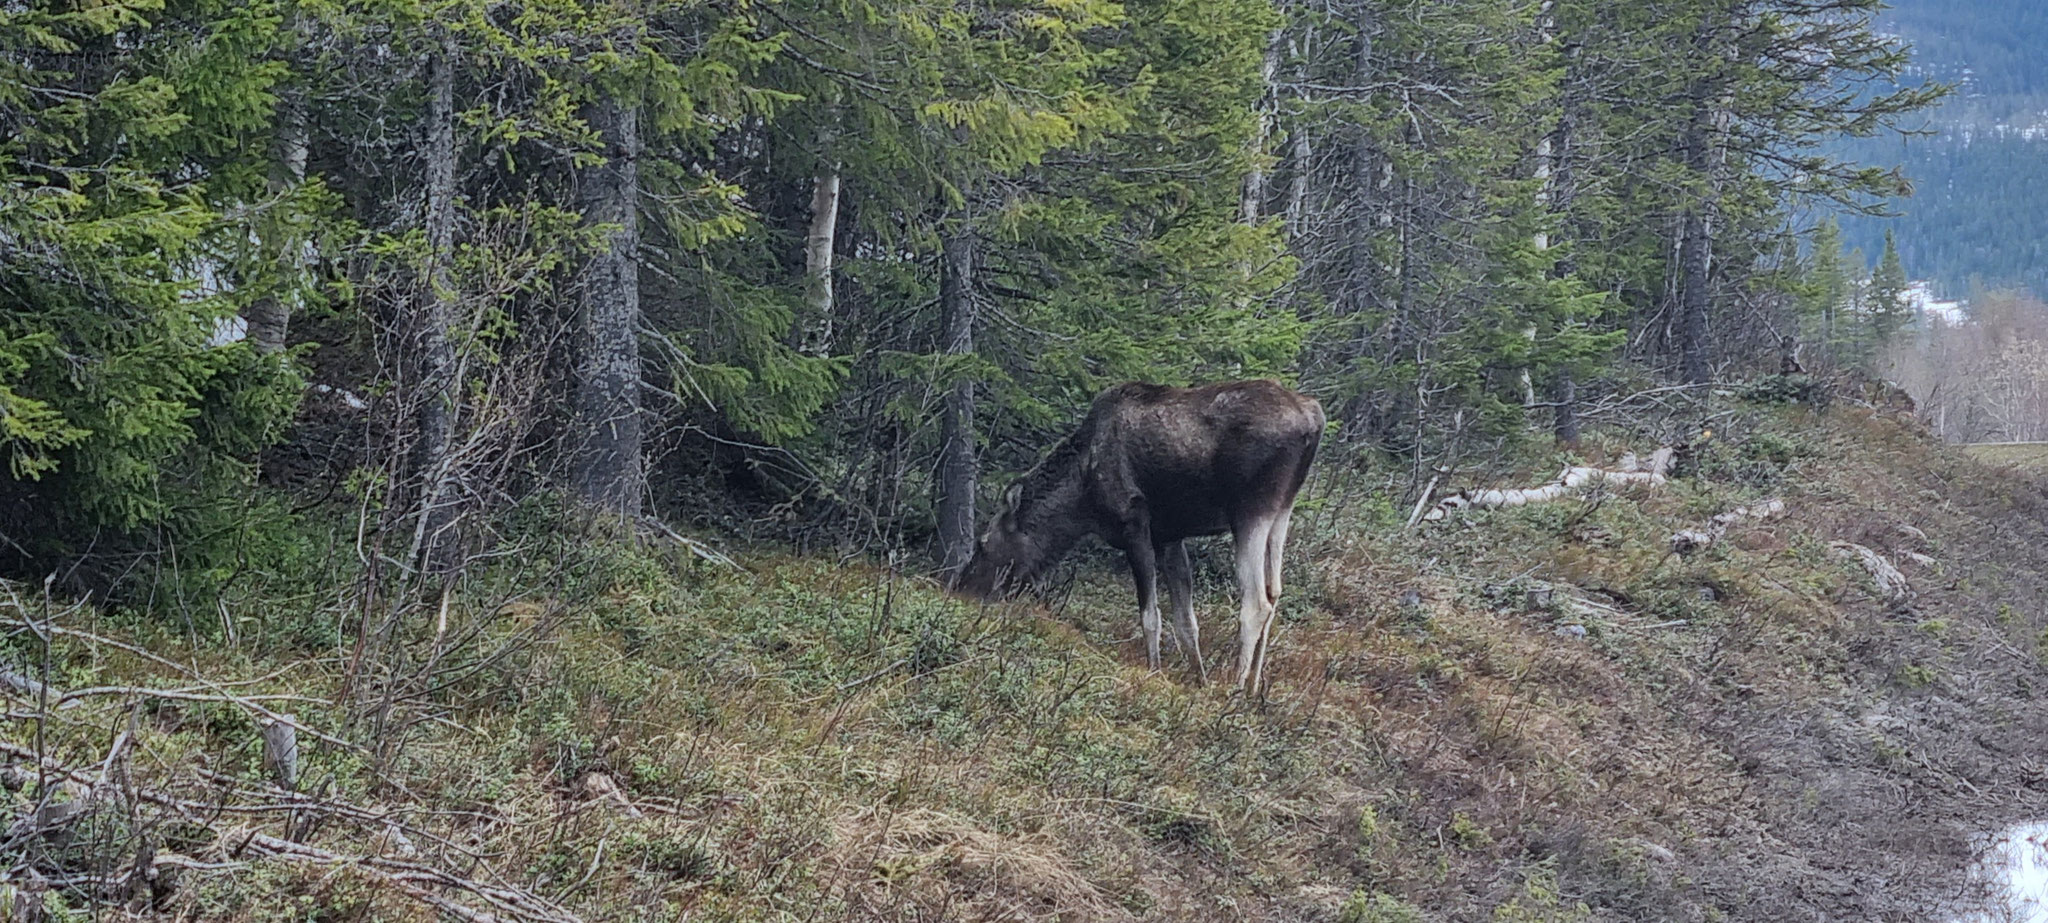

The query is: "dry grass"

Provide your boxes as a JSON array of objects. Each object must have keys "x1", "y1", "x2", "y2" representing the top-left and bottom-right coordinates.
[
  {"x1": 827, "y1": 806, "x2": 1129, "y2": 921},
  {"x1": 1960, "y1": 440, "x2": 2048, "y2": 469}
]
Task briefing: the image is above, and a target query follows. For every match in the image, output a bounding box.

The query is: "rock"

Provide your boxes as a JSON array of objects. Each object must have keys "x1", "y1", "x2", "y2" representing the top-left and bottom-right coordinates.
[
  {"x1": 579, "y1": 772, "x2": 643, "y2": 818},
  {"x1": 1632, "y1": 837, "x2": 1677, "y2": 864},
  {"x1": 1670, "y1": 529, "x2": 1714, "y2": 555},
  {"x1": 259, "y1": 716, "x2": 298, "y2": 791},
  {"x1": 383, "y1": 824, "x2": 420, "y2": 858},
  {"x1": 5, "y1": 798, "x2": 88, "y2": 850}
]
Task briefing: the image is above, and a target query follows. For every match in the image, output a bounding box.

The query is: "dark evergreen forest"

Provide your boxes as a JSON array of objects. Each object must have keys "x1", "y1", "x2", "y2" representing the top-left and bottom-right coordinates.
[
  {"x1": 1845, "y1": 132, "x2": 2048, "y2": 299},
  {"x1": 1838, "y1": 0, "x2": 2048, "y2": 298},
  {"x1": 0, "y1": 0, "x2": 1939, "y2": 595}
]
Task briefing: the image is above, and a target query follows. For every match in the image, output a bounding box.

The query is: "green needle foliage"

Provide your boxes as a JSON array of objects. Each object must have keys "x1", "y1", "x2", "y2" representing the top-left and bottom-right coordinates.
[
  {"x1": 0, "y1": 0, "x2": 1942, "y2": 596},
  {"x1": 1, "y1": 0, "x2": 307, "y2": 574}
]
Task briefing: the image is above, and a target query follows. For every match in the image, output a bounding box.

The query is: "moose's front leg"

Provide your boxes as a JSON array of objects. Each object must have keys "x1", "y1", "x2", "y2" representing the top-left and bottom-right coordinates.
[
  {"x1": 1124, "y1": 534, "x2": 1163, "y2": 671},
  {"x1": 1160, "y1": 539, "x2": 1205, "y2": 684}
]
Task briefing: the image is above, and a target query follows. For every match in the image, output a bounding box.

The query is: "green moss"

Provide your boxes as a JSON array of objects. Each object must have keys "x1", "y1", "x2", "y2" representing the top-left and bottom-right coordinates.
[{"x1": 1450, "y1": 811, "x2": 1494, "y2": 850}]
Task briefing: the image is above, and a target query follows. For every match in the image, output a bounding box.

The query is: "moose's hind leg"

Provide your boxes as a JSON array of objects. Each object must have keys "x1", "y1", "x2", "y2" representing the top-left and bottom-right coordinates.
[
  {"x1": 1232, "y1": 515, "x2": 1276, "y2": 691},
  {"x1": 1264, "y1": 507, "x2": 1293, "y2": 608}
]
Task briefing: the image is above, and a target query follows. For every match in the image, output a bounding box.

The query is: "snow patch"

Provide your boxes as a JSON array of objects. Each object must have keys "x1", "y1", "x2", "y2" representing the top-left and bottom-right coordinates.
[
  {"x1": 207, "y1": 314, "x2": 248, "y2": 347},
  {"x1": 1908, "y1": 281, "x2": 1966, "y2": 325},
  {"x1": 311, "y1": 384, "x2": 369, "y2": 412},
  {"x1": 1953, "y1": 822, "x2": 2048, "y2": 922}
]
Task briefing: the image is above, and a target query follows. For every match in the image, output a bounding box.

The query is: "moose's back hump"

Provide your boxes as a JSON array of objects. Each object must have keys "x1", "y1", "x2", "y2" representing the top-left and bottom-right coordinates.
[{"x1": 1095, "y1": 380, "x2": 1323, "y2": 539}]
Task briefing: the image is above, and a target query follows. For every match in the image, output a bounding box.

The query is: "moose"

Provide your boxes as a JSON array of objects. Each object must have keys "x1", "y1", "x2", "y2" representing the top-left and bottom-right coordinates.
[{"x1": 949, "y1": 380, "x2": 1325, "y2": 691}]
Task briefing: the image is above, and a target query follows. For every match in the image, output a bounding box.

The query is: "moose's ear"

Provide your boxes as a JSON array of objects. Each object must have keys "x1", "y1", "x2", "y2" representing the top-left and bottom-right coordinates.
[{"x1": 1004, "y1": 482, "x2": 1023, "y2": 513}]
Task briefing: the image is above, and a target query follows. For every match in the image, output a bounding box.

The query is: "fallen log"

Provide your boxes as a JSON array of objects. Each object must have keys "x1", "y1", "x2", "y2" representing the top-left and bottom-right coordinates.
[
  {"x1": 1830, "y1": 541, "x2": 1911, "y2": 606},
  {"x1": 1669, "y1": 498, "x2": 1788, "y2": 555},
  {"x1": 1422, "y1": 447, "x2": 1676, "y2": 522}
]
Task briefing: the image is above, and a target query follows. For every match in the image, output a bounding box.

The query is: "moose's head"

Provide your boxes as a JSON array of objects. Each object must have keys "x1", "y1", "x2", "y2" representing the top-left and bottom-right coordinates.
[{"x1": 948, "y1": 482, "x2": 1042, "y2": 600}]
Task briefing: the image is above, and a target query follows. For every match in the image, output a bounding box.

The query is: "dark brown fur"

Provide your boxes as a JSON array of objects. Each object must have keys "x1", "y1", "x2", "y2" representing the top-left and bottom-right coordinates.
[{"x1": 950, "y1": 380, "x2": 1324, "y2": 688}]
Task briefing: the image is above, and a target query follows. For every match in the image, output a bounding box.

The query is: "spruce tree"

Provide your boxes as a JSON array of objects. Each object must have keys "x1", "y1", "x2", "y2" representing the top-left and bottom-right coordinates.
[
  {"x1": 1803, "y1": 219, "x2": 1852, "y2": 366},
  {"x1": 0, "y1": 0, "x2": 306, "y2": 583},
  {"x1": 1869, "y1": 229, "x2": 1914, "y2": 355}
]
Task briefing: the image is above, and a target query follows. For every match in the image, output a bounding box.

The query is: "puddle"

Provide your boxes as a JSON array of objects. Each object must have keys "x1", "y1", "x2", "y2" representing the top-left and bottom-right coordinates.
[{"x1": 1958, "y1": 823, "x2": 2048, "y2": 922}]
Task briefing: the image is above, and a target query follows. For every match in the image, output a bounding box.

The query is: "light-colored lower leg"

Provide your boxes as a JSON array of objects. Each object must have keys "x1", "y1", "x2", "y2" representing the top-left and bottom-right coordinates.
[
  {"x1": 1250, "y1": 596, "x2": 1280, "y2": 694},
  {"x1": 1264, "y1": 508, "x2": 1293, "y2": 607},
  {"x1": 1129, "y1": 542, "x2": 1161, "y2": 671},
  {"x1": 1234, "y1": 517, "x2": 1274, "y2": 690},
  {"x1": 1162, "y1": 541, "x2": 1204, "y2": 684},
  {"x1": 1142, "y1": 599, "x2": 1162, "y2": 670}
]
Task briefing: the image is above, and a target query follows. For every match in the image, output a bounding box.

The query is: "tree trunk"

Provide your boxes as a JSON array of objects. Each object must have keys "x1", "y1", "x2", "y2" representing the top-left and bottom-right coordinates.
[
  {"x1": 1547, "y1": 65, "x2": 1580, "y2": 282},
  {"x1": 1520, "y1": 325, "x2": 1538, "y2": 407},
  {"x1": 1553, "y1": 371, "x2": 1579, "y2": 444},
  {"x1": 411, "y1": 41, "x2": 461, "y2": 575},
  {"x1": 1240, "y1": 32, "x2": 1283, "y2": 224},
  {"x1": 1340, "y1": 14, "x2": 1386, "y2": 329},
  {"x1": 1676, "y1": 106, "x2": 1719, "y2": 385},
  {"x1": 1676, "y1": 16, "x2": 1729, "y2": 386},
  {"x1": 1542, "y1": 9, "x2": 1581, "y2": 442},
  {"x1": 244, "y1": 85, "x2": 308, "y2": 355},
  {"x1": 1395, "y1": 118, "x2": 1418, "y2": 343},
  {"x1": 1532, "y1": 131, "x2": 1552, "y2": 253},
  {"x1": 1284, "y1": 38, "x2": 1310, "y2": 244},
  {"x1": 935, "y1": 218, "x2": 979, "y2": 575},
  {"x1": 1525, "y1": 22, "x2": 1550, "y2": 408},
  {"x1": 570, "y1": 93, "x2": 644, "y2": 519},
  {"x1": 800, "y1": 160, "x2": 841, "y2": 356}
]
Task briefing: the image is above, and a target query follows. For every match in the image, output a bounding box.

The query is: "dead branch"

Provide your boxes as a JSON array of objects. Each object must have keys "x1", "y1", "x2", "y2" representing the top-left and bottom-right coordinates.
[
  {"x1": 237, "y1": 831, "x2": 580, "y2": 923},
  {"x1": 0, "y1": 740, "x2": 581, "y2": 923},
  {"x1": 637, "y1": 515, "x2": 743, "y2": 570},
  {"x1": 0, "y1": 657, "x2": 357, "y2": 753}
]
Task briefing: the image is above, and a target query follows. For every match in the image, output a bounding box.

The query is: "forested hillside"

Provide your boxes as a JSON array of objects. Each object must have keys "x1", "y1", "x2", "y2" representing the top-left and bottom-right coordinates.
[
  {"x1": 1845, "y1": 133, "x2": 2048, "y2": 299},
  {"x1": 15, "y1": 0, "x2": 2048, "y2": 920},
  {"x1": 1837, "y1": 0, "x2": 2048, "y2": 298},
  {"x1": 1877, "y1": 0, "x2": 2047, "y2": 120}
]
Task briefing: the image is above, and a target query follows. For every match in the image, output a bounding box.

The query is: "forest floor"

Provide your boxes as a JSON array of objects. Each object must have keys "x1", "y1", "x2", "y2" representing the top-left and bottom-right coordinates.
[{"x1": 9, "y1": 388, "x2": 2048, "y2": 922}]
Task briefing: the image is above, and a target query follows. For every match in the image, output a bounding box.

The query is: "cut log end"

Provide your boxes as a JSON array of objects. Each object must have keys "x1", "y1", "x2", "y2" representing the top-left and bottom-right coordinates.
[{"x1": 259, "y1": 717, "x2": 299, "y2": 791}]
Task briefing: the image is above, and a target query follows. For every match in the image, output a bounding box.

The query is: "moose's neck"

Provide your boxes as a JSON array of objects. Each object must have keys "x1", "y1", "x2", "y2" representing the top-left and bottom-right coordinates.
[
  {"x1": 1010, "y1": 444, "x2": 1095, "y2": 581},
  {"x1": 1027, "y1": 481, "x2": 1091, "y2": 552}
]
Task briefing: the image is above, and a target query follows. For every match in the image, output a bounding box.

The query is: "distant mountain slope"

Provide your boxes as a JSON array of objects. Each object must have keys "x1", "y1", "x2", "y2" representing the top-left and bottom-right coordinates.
[
  {"x1": 1846, "y1": 133, "x2": 2048, "y2": 299},
  {"x1": 1880, "y1": 0, "x2": 2048, "y2": 116},
  {"x1": 1838, "y1": 0, "x2": 2048, "y2": 300}
]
